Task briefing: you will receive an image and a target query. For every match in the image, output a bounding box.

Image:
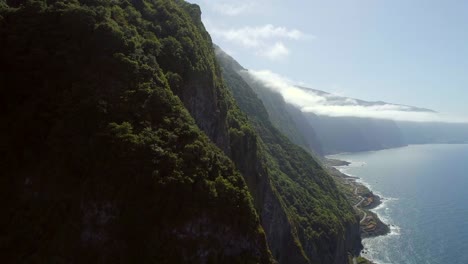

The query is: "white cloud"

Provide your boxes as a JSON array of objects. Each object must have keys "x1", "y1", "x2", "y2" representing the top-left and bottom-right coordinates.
[
  {"x1": 211, "y1": 24, "x2": 309, "y2": 48},
  {"x1": 197, "y1": 0, "x2": 311, "y2": 60},
  {"x1": 246, "y1": 70, "x2": 468, "y2": 123},
  {"x1": 257, "y1": 42, "x2": 289, "y2": 60},
  {"x1": 207, "y1": 23, "x2": 311, "y2": 60},
  {"x1": 211, "y1": 2, "x2": 257, "y2": 16},
  {"x1": 200, "y1": 0, "x2": 273, "y2": 16}
]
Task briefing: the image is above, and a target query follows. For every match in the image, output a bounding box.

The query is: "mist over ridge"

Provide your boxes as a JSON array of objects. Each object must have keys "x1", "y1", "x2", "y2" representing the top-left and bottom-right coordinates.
[
  {"x1": 214, "y1": 46, "x2": 468, "y2": 155},
  {"x1": 246, "y1": 69, "x2": 468, "y2": 124}
]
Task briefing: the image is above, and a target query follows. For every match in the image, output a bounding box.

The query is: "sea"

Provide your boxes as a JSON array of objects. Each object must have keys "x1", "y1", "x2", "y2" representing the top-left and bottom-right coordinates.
[{"x1": 330, "y1": 144, "x2": 468, "y2": 264}]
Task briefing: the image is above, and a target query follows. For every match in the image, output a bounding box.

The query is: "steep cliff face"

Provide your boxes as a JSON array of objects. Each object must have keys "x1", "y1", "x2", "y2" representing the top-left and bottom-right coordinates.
[
  {"x1": 1, "y1": 0, "x2": 367, "y2": 262},
  {"x1": 306, "y1": 114, "x2": 407, "y2": 155},
  {"x1": 397, "y1": 121, "x2": 468, "y2": 144},
  {"x1": 157, "y1": 3, "x2": 232, "y2": 153},
  {"x1": 284, "y1": 103, "x2": 324, "y2": 156},
  {"x1": 0, "y1": 0, "x2": 272, "y2": 263},
  {"x1": 216, "y1": 46, "x2": 362, "y2": 264}
]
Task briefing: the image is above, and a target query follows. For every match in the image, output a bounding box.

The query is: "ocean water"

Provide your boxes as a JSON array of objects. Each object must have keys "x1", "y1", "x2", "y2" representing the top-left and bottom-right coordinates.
[{"x1": 331, "y1": 144, "x2": 468, "y2": 264}]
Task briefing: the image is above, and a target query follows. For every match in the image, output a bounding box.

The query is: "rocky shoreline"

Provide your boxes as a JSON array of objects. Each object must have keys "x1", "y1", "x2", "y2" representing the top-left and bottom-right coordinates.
[
  {"x1": 326, "y1": 162, "x2": 390, "y2": 238},
  {"x1": 325, "y1": 159, "x2": 390, "y2": 263},
  {"x1": 325, "y1": 158, "x2": 351, "y2": 167}
]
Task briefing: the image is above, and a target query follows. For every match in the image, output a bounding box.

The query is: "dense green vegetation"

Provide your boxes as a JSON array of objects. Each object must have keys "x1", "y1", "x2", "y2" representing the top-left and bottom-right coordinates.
[
  {"x1": 0, "y1": 0, "x2": 273, "y2": 262},
  {"x1": 0, "y1": 0, "x2": 366, "y2": 262},
  {"x1": 356, "y1": 256, "x2": 375, "y2": 264},
  {"x1": 216, "y1": 47, "x2": 362, "y2": 263}
]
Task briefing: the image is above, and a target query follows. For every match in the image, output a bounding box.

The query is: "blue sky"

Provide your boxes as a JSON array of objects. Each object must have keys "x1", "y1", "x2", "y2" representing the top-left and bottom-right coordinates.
[{"x1": 188, "y1": 0, "x2": 468, "y2": 119}]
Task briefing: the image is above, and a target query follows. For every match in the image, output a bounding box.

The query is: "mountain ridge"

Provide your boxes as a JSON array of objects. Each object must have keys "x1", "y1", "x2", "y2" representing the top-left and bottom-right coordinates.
[
  {"x1": 230, "y1": 66, "x2": 467, "y2": 155},
  {"x1": 295, "y1": 85, "x2": 437, "y2": 113}
]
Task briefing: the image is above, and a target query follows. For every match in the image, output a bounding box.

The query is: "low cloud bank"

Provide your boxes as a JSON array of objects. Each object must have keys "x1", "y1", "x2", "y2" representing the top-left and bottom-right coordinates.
[{"x1": 246, "y1": 70, "x2": 468, "y2": 123}]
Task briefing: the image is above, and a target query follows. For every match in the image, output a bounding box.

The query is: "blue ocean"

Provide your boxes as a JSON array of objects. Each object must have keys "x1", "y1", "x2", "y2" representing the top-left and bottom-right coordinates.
[{"x1": 332, "y1": 144, "x2": 468, "y2": 264}]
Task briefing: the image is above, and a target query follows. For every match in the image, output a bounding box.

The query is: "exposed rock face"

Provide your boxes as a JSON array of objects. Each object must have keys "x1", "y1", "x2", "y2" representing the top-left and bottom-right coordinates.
[
  {"x1": 360, "y1": 212, "x2": 390, "y2": 238},
  {"x1": 176, "y1": 70, "x2": 230, "y2": 153},
  {"x1": 261, "y1": 180, "x2": 311, "y2": 264}
]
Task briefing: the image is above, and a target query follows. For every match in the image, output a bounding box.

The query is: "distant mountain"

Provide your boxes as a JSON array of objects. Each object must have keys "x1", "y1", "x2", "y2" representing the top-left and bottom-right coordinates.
[
  {"x1": 397, "y1": 121, "x2": 468, "y2": 144},
  {"x1": 218, "y1": 59, "x2": 466, "y2": 155},
  {"x1": 296, "y1": 86, "x2": 436, "y2": 113},
  {"x1": 232, "y1": 71, "x2": 406, "y2": 155},
  {"x1": 285, "y1": 88, "x2": 409, "y2": 154},
  {"x1": 292, "y1": 87, "x2": 468, "y2": 152}
]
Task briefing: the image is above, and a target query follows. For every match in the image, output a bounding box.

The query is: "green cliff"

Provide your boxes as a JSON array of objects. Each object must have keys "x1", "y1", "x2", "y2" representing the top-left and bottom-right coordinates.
[
  {"x1": 1, "y1": 0, "x2": 271, "y2": 262},
  {"x1": 1, "y1": 0, "x2": 362, "y2": 263},
  {"x1": 216, "y1": 46, "x2": 362, "y2": 263}
]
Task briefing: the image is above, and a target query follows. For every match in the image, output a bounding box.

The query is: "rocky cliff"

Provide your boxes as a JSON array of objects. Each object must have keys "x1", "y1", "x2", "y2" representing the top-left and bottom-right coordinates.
[
  {"x1": 1, "y1": 0, "x2": 363, "y2": 263},
  {"x1": 0, "y1": 1, "x2": 272, "y2": 262},
  {"x1": 306, "y1": 114, "x2": 406, "y2": 155}
]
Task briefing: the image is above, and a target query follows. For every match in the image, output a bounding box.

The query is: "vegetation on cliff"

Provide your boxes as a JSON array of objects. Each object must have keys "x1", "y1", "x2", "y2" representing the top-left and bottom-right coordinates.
[
  {"x1": 1, "y1": 0, "x2": 365, "y2": 263},
  {"x1": 216, "y1": 47, "x2": 362, "y2": 263},
  {"x1": 1, "y1": 0, "x2": 272, "y2": 262}
]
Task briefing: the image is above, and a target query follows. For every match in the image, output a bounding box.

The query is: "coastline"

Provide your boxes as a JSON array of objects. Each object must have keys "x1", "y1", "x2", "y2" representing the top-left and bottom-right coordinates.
[
  {"x1": 325, "y1": 144, "x2": 468, "y2": 264},
  {"x1": 326, "y1": 160, "x2": 390, "y2": 237},
  {"x1": 324, "y1": 158, "x2": 391, "y2": 263}
]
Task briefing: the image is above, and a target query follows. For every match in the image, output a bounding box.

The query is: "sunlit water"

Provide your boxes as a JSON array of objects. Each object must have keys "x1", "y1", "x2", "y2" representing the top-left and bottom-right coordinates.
[{"x1": 331, "y1": 144, "x2": 468, "y2": 264}]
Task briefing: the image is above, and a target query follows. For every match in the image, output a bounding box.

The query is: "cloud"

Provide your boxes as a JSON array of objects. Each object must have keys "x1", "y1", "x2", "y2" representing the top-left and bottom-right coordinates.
[
  {"x1": 257, "y1": 42, "x2": 289, "y2": 60},
  {"x1": 200, "y1": 0, "x2": 273, "y2": 16},
  {"x1": 196, "y1": 1, "x2": 311, "y2": 60},
  {"x1": 211, "y1": 24, "x2": 309, "y2": 48},
  {"x1": 246, "y1": 70, "x2": 468, "y2": 123},
  {"x1": 211, "y1": 2, "x2": 257, "y2": 16},
  {"x1": 207, "y1": 23, "x2": 311, "y2": 60}
]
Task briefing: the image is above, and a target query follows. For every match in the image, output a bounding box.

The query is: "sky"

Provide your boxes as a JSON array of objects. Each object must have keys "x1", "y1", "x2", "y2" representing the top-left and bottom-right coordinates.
[{"x1": 188, "y1": 0, "x2": 468, "y2": 120}]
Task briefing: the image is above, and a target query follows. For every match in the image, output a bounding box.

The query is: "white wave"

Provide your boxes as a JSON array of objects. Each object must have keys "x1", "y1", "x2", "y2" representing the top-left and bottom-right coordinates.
[
  {"x1": 333, "y1": 159, "x2": 367, "y2": 177},
  {"x1": 348, "y1": 161, "x2": 367, "y2": 167},
  {"x1": 372, "y1": 197, "x2": 399, "y2": 211},
  {"x1": 389, "y1": 225, "x2": 401, "y2": 236},
  {"x1": 336, "y1": 167, "x2": 356, "y2": 177},
  {"x1": 354, "y1": 178, "x2": 380, "y2": 195}
]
